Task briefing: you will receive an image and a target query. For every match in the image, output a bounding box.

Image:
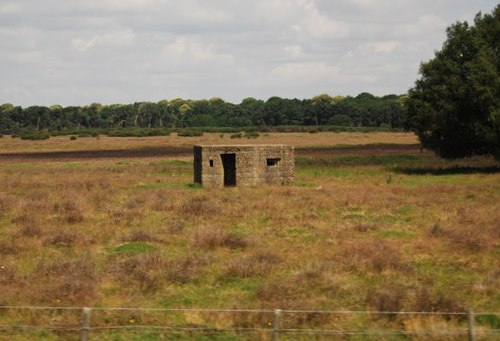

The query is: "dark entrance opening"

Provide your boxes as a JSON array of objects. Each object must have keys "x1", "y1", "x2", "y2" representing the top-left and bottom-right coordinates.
[{"x1": 221, "y1": 153, "x2": 236, "y2": 186}]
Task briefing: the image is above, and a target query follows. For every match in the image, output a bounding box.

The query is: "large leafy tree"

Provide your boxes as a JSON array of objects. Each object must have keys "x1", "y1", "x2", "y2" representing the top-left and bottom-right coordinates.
[{"x1": 405, "y1": 6, "x2": 500, "y2": 159}]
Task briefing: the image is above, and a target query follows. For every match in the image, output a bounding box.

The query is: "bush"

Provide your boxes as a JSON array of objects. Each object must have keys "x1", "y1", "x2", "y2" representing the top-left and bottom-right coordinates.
[
  {"x1": 191, "y1": 227, "x2": 247, "y2": 250},
  {"x1": 19, "y1": 130, "x2": 50, "y2": 140},
  {"x1": 107, "y1": 128, "x2": 171, "y2": 137},
  {"x1": 177, "y1": 129, "x2": 203, "y2": 137},
  {"x1": 244, "y1": 131, "x2": 260, "y2": 139},
  {"x1": 230, "y1": 133, "x2": 242, "y2": 139},
  {"x1": 70, "y1": 136, "x2": 77, "y2": 140}
]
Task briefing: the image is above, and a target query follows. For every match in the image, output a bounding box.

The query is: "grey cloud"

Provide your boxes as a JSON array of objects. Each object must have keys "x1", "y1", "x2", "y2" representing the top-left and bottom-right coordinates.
[{"x1": 0, "y1": 0, "x2": 498, "y2": 106}]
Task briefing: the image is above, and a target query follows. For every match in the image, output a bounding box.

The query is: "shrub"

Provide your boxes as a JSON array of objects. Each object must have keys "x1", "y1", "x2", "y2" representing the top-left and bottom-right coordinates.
[
  {"x1": 107, "y1": 128, "x2": 171, "y2": 137},
  {"x1": 53, "y1": 198, "x2": 85, "y2": 223},
  {"x1": 177, "y1": 129, "x2": 203, "y2": 137},
  {"x1": 338, "y1": 240, "x2": 409, "y2": 273},
  {"x1": 114, "y1": 252, "x2": 166, "y2": 291},
  {"x1": 125, "y1": 231, "x2": 159, "y2": 243},
  {"x1": 244, "y1": 131, "x2": 259, "y2": 139},
  {"x1": 19, "y1": 130, "x2": 50, "y2": 140},
  {"x1": 0, "y1": 238, "x2": 20, "y2": 255},
  {"x1": 43, "y1": 229, "x2": 79, "y2": 247},
  {"x1": 179, "y1": 196, "x2": 219, "y2": 216},
  {"x1": 19, "y1": 223, "x2": 43, "y2": 237},
  {"x1": 70, "y1": 136, "x2": 77, "y2": 140},
  {"x1": 366, "y1": 284, "x2": 406, "y2": 314},
  {"x1": 33, "y1": 253, "x2": 96, "y2": 303},
  {"x1": 225, "y1": 250, "x2": 281, "y2": 279},
  {"x1": 412, "y1": 287, "x2": 465, "y2": 313},
  {"x1": 165, "y1": 255, "x2": 209, "y2": 284},
  {"x1": 230, "y1": 133, "x2": 242, "y2": 139},
  {"x1": 191, "y1": 227, "x2": 247, "y2": 250},
  {"x1": 0, "y1": 194, "x2": 15, "y2": 217}
]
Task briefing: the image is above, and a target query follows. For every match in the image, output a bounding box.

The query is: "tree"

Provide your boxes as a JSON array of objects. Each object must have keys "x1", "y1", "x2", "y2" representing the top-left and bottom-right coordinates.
[
  {"x1": 405, "y1": 5, "x2": 500, "y2": 159},
  {"x1": 328, "y1": 114, "x2": 352, "y2": 126}
]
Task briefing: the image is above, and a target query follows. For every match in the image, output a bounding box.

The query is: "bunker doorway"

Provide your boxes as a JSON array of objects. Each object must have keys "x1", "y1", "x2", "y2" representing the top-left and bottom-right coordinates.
[{"x1": 221, "y1": 153, "x2": 236, "y2": 186}]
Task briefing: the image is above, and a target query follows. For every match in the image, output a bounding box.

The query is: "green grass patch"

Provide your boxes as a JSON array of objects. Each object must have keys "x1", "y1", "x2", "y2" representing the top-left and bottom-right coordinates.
[
  {"x1": 62, "y1": 162, "x2": 83, "y2": 168},
  {"x1": 109, "y1": 242, "x2": 154, "y2": 255},
  {"x1": 116, "y1": 160, "x2": 140, "y2": 165},
  {"x1": 476, "y1": 314, "x2": 500, "y2": 329},
  {"x1": 153, "y1": 160, "x2": 192, "y2": 166}
]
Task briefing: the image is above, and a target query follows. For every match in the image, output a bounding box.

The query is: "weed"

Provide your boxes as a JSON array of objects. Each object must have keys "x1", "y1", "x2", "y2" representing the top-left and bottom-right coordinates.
[
  {"x1": 43, "y1": 228, "x2": 79, "y2": 247},
  {"x1": 412, "y1": 287, "x2": 465, "y2": 314},
  {"x1": 16, "y1": 219, "x2": 43, "y2": 237},
  {"x1": 0, "y1": 194, "x2": 15, "y2": 216},
  {"x1": 0, "y1": 238, "x2": 19, "y2": 255},
  {"x1": 126, "y1": 231, "x2": 159, "y2": 243},
  {"x1": 191, "y1": 227, "x2": 247, "y2": 250},
  {"x1": 224, "y1": 250, "x2": 281, "y2": 279},
  {"x1": 32, "y1": 252, "x2": 96, "y2": 303},
  {"x1": 180, "y1": 196, "x2": 220, "y2": 217},
  {"x1": 114, "y1": 252, "x2": 167, "y2": 291},
  {"x1": 165, "y1": 255, "x2": 209, "y2": 284},
  {"x1": 339, "y1": 239, "x2": 410, "y2": 273},
  {"x1": 366, "y1": 283, "x2": 406, "y2": 313},
  {"x1": 53, "y1": 197, "x2": 85, "y2": 223}
]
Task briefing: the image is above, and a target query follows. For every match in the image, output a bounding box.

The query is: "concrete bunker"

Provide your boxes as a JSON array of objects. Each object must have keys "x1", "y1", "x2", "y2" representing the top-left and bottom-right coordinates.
[{"x1": 193, "y1": 145, "x2": 294, "y2": 187}]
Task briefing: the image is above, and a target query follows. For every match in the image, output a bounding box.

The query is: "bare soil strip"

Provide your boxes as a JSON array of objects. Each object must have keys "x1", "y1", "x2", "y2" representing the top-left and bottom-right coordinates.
[{"x1": 0, "y1": 143, "x2": 427, "y2": 163}]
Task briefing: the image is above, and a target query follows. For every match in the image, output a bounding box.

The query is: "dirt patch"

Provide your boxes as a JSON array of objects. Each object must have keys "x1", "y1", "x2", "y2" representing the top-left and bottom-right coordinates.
[
  {"x1": 0, "y1": 146, "x2": 191, "y2": 162},
  {"x1": 0, "y1": 143, "x2": 427, "y2": 163}
]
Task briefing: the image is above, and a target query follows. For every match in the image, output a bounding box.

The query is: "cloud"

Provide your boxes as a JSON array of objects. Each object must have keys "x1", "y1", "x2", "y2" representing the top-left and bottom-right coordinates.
[
  {"x1": 71, "y1": 30, "x2": 137, "y2": 52},
  {"x1": 161, "y1": 37, "x2": 234, "y2": 66},
  {"x1": 0, "y1": 0, "x2": 498, "y2": 106},
  {"x1": 369, "y1": 41, "x2": 399, "y2": 54}
]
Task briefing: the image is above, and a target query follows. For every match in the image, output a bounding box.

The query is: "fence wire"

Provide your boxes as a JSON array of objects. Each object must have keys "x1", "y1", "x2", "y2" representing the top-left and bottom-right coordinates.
[{"x1": 0, "y1": 306, "x2": 499, "y2": 341}]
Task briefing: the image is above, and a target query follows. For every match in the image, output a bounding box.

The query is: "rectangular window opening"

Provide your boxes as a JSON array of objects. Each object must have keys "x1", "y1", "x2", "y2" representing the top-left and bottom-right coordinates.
[
  {"x1": 266, "y1": 158, "x2": 281, "y2": 166},
  {"x1": 209, "y1": 159, "x2": 214, "y2": 167}
]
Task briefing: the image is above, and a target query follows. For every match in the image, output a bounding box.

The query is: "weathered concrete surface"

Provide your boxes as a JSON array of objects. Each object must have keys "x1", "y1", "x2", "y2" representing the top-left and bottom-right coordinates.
[{"x1": 193, "y1": 145, "x2": 294, "y2": 187}]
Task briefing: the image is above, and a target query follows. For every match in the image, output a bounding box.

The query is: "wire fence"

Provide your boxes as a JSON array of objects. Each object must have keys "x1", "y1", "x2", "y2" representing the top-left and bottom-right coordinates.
[{"x1": 0, "y1": 305, "x2": 499, "y2": 340}]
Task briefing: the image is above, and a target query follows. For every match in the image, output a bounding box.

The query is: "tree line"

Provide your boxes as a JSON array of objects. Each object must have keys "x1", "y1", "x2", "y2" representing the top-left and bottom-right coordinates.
[{"x1": 0, "y1": 93, "x2": 405, "y2": 134}]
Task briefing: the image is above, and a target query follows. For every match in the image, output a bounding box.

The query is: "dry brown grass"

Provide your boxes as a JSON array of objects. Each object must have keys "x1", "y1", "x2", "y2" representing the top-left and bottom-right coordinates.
[
  {"x1": 29, "y1": 252, "x2": 97, "y2": 304},
  {"x1": 224, "y1": 250, "x2": 281, "y2": 279},
  {"x1": 191, "y1": 227, "x2": 247, "y2": 250},
  {"x1": 0, "y1": 132, "x2": 498, "y2": 338}
]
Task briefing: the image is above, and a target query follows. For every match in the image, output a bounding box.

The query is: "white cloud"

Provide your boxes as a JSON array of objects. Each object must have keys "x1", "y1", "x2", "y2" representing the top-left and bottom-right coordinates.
[
  {"x1": 369, "y1": 41, "x2": 398, "y2": 54},
  {"x1": 0, "y1": 0, "x2": 498, "y2": 105},
  {"x1": 161, "y1": 37, "x2": 234, "y2": 65},
  {"x1": 267, "y1": 62, "x2": 340, "y2": 83},
  {"x1": 71, "y1": 30, "x2": 136, "y2": 52}
]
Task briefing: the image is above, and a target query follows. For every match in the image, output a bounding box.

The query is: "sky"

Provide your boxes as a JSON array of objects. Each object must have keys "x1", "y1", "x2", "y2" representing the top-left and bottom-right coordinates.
[{"x1": 0, "y1": 0, "x2": 498, "y2": 107}]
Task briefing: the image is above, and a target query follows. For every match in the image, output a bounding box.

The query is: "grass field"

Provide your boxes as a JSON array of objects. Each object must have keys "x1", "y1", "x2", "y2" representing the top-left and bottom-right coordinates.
[{"x1": 0, "y1": 132, "x2": 499, "y2": 340}]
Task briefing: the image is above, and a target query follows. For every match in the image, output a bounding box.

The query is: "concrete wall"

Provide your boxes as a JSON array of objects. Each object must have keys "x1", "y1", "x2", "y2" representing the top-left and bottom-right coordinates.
[{"x1": 193, "y1": 145, "x2": 294, "y2": 187}]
